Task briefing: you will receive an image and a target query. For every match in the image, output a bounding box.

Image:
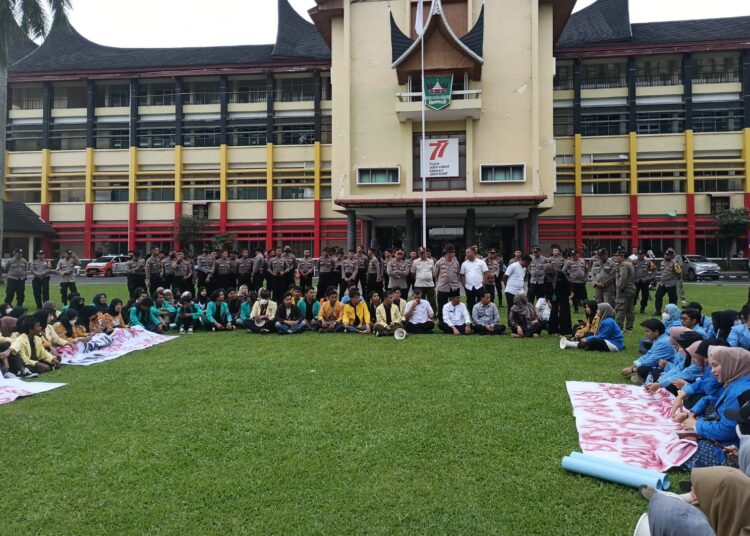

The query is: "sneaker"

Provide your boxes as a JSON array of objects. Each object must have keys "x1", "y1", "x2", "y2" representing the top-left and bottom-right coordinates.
[
  {"x1": 375, "y1": 331, "x2": 381, "y2": 337},
  {"x1": 260, "y1": 328, "x2": 270, "y2": 334},
  {"x1": 179, "y1": 327, "x2": 186, "y2": 334},
  {"x1": 188, "y1": 327, "x2": 194, "y2": 334},
  {"x1": 3, "y1": 371, "x2": 16, "y2": 379},
  {"x1": 19, "y1": 368, "x2": 39, "y2": 379}
]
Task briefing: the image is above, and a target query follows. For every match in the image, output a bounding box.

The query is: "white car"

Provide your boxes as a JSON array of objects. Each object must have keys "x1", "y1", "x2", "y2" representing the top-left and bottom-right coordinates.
[
  {"x1": 675, "y1": 255, "x2": 721, "y2": 281},
  {"x1": 85, "y1": 255, "x2": 131, "y2": 277}
]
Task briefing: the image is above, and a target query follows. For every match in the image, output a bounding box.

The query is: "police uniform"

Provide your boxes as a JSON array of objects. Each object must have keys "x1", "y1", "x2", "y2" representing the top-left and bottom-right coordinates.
[
  {"x1": 548, "y1": 253, "x2": 565, "y2": 271},
  {"x1": 196, "y1": 253, "x2": 216, "y2": 292},
  {"x1": 387, "y1": 257, "x2": 408, "y2": 292},
  {"x1": 614, "y1": 254, "x2": 636, "y2": 331},
  {"x1": 654, "y1": 252, "x2": 680, "y2": 314},
  {"x1": 236, "y1": 254, "x2": 254, "y2": 290},
  {"x1": 145, "y1": 254, "x2": 163, "y2": 296},
  {"x1": 366, "y1": 254, "x2": 383, "y2": 298},
  {"x1": 340, "y1": 256, "x2": 359, "y2": 296},
  {"x1": 172, "y1": 257, "x2": 194, "y2": 297},
  {"x1": 5, "y1": 253, "x2": 28, "y2": 307},
  {"x1": 633, "y1": 254, "x2": 656, "y2": 313},
  {"x1": 31, "y1": 253, "x2": 51, "y2": 309},
  {"x1": 215, "y1": 256, "x2": 234, "y2": 291},
  {"x1": 485, "y1": 254, "x2": 503, "y2": 307},
  {"x1": 527, "y1": 253, "x2": 548, "y2": 304},
  {"x1": 266, "y1": 255, "x2": 288, "y2": 301},
  {"x1": 162, "y1": 254, "x2": 175, "y2": 293},
  {"x1": 56, "y1": 254, "x2": 79, "y2": 306},
  {"x1": 282, "y1": 251, "x2": 297, "y2": 291},
  {"x1": 433, "y1": 255, "x2": 460, "y2": 320},
  {"x1": 354, "y1": 252, "x2": 368, "y2": 292},
  {"x1": 563, "y1": 255, "x2": 588, "y2": 312},
  {"x1": 316, "y1": 253, "x2": 336, "y2": 299},
  {"x1": 296, "y1": 255, "x2": 315, "y2": 291},
  {"x1": 592, "y1": 252, "x2": 616, "y2": 306},
  {"x1": 126, "y1": 256, "x2": 147, "y2": 297},
  {"x1": 251, "y1": 252, "x2": 266, "y2": 291}
]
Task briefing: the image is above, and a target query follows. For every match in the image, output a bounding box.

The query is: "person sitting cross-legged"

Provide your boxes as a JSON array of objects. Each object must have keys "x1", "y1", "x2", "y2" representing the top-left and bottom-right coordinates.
[
  {"x1": 206, "y1": 289, "x2": 235, "y2": 331},
  {"x1": 575, "y1": 303, "x2": 624, "y2": 351},
  {"x1": 317, "y1": 289, "x2": 344, "y2": 333},
  {"x1": 374, "y1": 291, "x2": 404, "y2": 337},
  {"x1": 404, "y1": 289, "x2": 435, "y2": 334},
  {"x1": 472, "y1": 290, "x2": 506, "y2": 335},
  {"x1": 342, "y1": 289, "x2": 371, "y2": 334},
  {"x1": 10, "y1": 314, "x2": 60, "y2": 375},
  {"x1": 274, "y1": 292, "x2": 306, "y2": 335},
  {"x1": 297, "y1": 287, "x2": 321, "y2": 331},
  {"x1": 235, "y1": 291, "x2": 257, "y2": 329},
  {"x1": 175, "y1": 295, "x2": 201, "y2": 334},
  {"x1": 620, "y1": 319, "x2": 674, "y2": 385},
  {"x1": 509, "y1": 293, "x2": 544, "y2": 338},
  {"x1": 247, "y1": 289, "x2": 277, "y2": 334},
  {"x1": 439, "y1": 291, "x2": 472, "y2": 335}
]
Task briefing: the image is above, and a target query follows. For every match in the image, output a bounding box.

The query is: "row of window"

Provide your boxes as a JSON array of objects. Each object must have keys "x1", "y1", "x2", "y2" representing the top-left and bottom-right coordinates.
[
  {"x1": 357, "y1": 165, "x2": 525, "y2": 186},
  {"x1": 556, "y1": 180, "x2": 742, "y2": 195}
]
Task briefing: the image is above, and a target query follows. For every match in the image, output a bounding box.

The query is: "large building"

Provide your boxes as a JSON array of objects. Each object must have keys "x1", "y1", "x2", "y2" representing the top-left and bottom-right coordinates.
[{"x1": 3, "y1": 0, "x2": 750, "y2": 259}]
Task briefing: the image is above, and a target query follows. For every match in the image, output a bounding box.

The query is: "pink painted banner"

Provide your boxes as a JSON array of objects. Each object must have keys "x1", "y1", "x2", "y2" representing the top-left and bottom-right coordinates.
[
  {"x1": 0, "y1": 377, "x2": 66, "y2": 405},
  {"x1": 566, "y1": 381, "x2": 698, "y2": 472},
  {"x1": 57, "y1": 327, "x2": 176, "y2": 366}
]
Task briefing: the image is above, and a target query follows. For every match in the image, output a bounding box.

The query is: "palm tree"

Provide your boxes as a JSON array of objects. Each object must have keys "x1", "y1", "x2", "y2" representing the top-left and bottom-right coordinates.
[{"x1": 0, "y1": 0, "x2": 69, "y2": 259}]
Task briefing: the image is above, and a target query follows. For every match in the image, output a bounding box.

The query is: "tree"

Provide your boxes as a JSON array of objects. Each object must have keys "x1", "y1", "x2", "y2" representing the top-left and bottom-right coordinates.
[
  {"x1": 716, "y1": 208, "x2": 750, "y2": 264},
  {"x1": 213, "y1": 233, "x2": 235, "y2": 251},
  {"x1": 1, "y1": 1, "x2": 70, "y2": 260},
  {"x1": 176, "y1": 215, "x2": 207, "y2": 253}
]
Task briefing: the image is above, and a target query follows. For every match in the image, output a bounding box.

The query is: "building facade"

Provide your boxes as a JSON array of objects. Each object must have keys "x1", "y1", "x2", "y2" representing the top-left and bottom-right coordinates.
[{"x1": 3, "y1": 0, "x2": 750, "y2": 258}]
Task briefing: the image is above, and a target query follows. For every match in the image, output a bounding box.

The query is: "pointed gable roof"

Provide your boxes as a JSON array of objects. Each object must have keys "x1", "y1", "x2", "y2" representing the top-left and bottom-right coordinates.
[
  {"x1": 3, "y1": 202, "x2": 56, "y2": 236},
  {"x1": 7, "y1": 25, "x2": 39, "y2": 65},
  {"x1": 272, "y1": 0, "x2": 330, "y2": 60},
  {"x1": 556, "y1": 0, "x2": 631, "y2": 48}
]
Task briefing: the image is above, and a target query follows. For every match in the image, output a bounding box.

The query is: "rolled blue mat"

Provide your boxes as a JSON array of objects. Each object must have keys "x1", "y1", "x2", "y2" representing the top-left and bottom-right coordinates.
[
  {"x1": 569, "y1": 452, "x2": 670, "y2": 489},
  {"x1": 561, "y1": 456, "x2": 668, "y2": 490}
]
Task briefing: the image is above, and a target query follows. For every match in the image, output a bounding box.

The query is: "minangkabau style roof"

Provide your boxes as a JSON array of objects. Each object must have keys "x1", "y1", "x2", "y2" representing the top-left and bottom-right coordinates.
[
  {"x1": 3, "y1": 202, "x2": 56, "y2": 236},
  {"x1": 11, "y1": 0, "x2": 330, "y2": 75}
]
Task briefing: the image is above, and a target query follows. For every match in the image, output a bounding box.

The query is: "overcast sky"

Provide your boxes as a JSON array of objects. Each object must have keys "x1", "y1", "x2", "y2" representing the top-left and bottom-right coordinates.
[{"x1": 61, "y1": 0, "x2": 750, "y2": 48}]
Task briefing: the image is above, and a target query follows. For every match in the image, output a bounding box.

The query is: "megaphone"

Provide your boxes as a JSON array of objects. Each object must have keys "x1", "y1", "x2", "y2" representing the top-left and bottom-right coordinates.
[
  {"x1": 560, "y1": 336, "x2": 578, "y2": 350},
  {"x1": 394, "y1": 327, "x2": 408, "y2": 341}
]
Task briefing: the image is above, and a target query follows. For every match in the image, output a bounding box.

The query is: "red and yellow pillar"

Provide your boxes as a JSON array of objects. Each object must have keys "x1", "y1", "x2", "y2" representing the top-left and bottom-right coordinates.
[
  {"x1": 266, "y1": 143, "x2": 274, "y2": 251},
  {"x1": 219, "y1": 144, "x2": 228, "y2": 234},
  {"x1": 573, "y1": 134, "x2": 583, "y2": 250},
  {"x1": 685, "y1": 130, "x2": 696, "y2": 254},
  {"x1": 128, "y1": 146, "x2": 138, "y2": 252},
  {"x1": 629, "y1": 132, "x2": 639, "y2": 250},
  {"x1": 84, "y1": 147, "x2": 94, "y2": 258},
  {"x1": 313, "y1": 141, "x2": 322, "y2": 257}
]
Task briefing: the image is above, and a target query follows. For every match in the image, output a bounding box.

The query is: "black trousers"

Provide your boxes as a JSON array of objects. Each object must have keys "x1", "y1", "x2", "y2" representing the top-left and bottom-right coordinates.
[
  {"x1": 486, "y1": 282, "x2": 502, "y2": 308},
  {"x1": 465, "y1": 286, "x2": 484, "y2": 315},
  {"x1": 635, "y1": 280, "x2": 651, "y2": 312},
  {"x1": 237, "y1": 273, "x2": 253, "y2": 291},
  {"x1": 299, "y1": 273, "x2": 313, "y2": 292},
  {"x1": 654, "y1": 285, "x2": 677, "y2": 314},
  {"x1": 570, "y1": 282, "x2": 587, "y2": 312},
  {"x1": 317, "y1": 272, "x2": 333, "y2": 300},
  {"x1": 248, "y1": 320, "x2": 275, "y2": 333},
  {"x1": 583, "y1": 338, "x2": 613, "y2": 352},
  {"x1": 162, "y1": 274, "x2": 174, "y2": 294},
  {"x1": 505, "y1": 292, "x2": 516, "y2": 323},
  {"x1": 405, "y1": 321, "x2": 435, "y2": 334},
  {"x1": 32, "y1": 276, "x2": 50, "y2": 309},
  {"x1": 549, "y1": 299, "x2": 572, "y2": 336},
  {"x1": 436, "y1": 291, "x2": 452, "y2": 321},
  {"x1": 251, "y1": 272, "x2": 264, "y2": 292},
  {"x1": 60, "y1": 281, "x2": 78, "y2": 306},
  {"x1": 176, "y1": 315, "x2": 195, "y2": 330},
  {"x1": 438, "y1": 322, "x2": 471, "y2": 334},
  {"x1": 5, "y1": 278, "x2": 25, "y2": 307},
  {"x1": 148, "y1": 276, "x2": 163, "y2": 298},
  {"x1": 518, "y1": 322, "x2": 544, "y2": 338},
  {"x1": 528, "y1": 282, "x2": 545, "y2": 304},
  {"x1": 173, "y1": 277, "x2": 194, "y2": 299},
  {"x1": 127, "y1": 275, "x2": 146, "y2": 298},
  {"x1": 356, "y1": 269, "x2": 367, "y2": 293},
  {"x1": 196, "y1": 271, "x2": 210, "y2": 293},
  {"x1": 366, "y1": 274, "x2": 382, "y2": 299},
  {"x1": 473, "y1": 324, "x2": 506, "y2": 335}
]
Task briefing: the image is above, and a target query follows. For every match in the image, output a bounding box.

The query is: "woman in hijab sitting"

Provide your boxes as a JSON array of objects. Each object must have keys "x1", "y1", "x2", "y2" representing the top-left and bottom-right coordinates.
[
  {"x1": 563, "y1": 303, "x2": 623, "y2": 352},
  {"x1": 675, "y1": 347, "x2": 750, "y2": 470},
  {"x1": 671, "y1": 339, "x2": 730, "y2": 416},
  {"x1": 570, "y1": 300, "x2": 600, "y2": 342},
  {"x1": 509, "y1": 293, "x2": 543, "y2": 338}
]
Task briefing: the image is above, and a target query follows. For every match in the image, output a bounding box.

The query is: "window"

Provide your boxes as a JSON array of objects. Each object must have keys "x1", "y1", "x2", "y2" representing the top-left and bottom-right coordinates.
[
  {"x1": 581, "y1": 107, "x2": 628, "y2": 136},
  {"x1": 137, "y1": 188, "x2": 175, "y2": 202},
  {"x1": 480, "y1": 165, "x2": 525, "y2": 183},
  {"x1": 636, "y1": 105, "x2": 684, "y2": 135},
  {"x1": 580, "y1": 61, "x2": 627, "y2": 89},
  {"x1": 230, "y1": 79, "x2": 267, "y2": 103},
  {"x1": 357, "y1": 168, "x2": 400, "y2": 185},
  {"x1": 636, "y1": 57, "x2": 682, "y2": 86},
  {"x1": 184, "y1": 189, "x2": 220, "y2": 201},
  {"x1": 554, "y1": 108, "x2": 574, "y2": 137},
  {"x1": 278, "y1": 77, "x2": 315, "y2": 102},
  {"x1": 275, "y1": 187, "x2": 313, "y2": 199},
  {"x1": 229, "y1": 187, "x2": 265, "y2": 200},
  {"x1": 710, "y1": 196, "x2": 730, "y2": 214},
  {"x1": 96, "y1": 84, "x2": 130, "y2": 107},
  {"x1": 192, "y1": 204, "x2": 208, "y2": 219},
  {"x1": 693, "y1": 102, "x2": 743, "y2": 133}
]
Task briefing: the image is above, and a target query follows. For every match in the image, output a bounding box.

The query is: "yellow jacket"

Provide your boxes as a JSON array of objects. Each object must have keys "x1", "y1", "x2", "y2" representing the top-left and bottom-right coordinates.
[
  {"x1": 53, "y1": 322, "x2": 87, "y2": 344},
  {"x1": 44, "y1": 324, "x2": 68, "y2": 346},
  {"x1": 375, "y1": 303, "x2": 404, "y2": 327},
  {"x1": 342, "y1": 301, "x2": 370, "y2": 327},
  {"x1": 575, "y1": 314, "x2": 601, "y2": 340},
  {"x1": 318, "y1": 300, "x2": 344, "y2": 322},
  {"x1": 11, "y1": 333, "x2": 56, "y2": 367}
]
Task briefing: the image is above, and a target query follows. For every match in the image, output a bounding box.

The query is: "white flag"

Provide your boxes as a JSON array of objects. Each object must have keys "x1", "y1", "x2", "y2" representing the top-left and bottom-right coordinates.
[{"x1": 415, "y1": 0, "x2": 425, "y2": 36}]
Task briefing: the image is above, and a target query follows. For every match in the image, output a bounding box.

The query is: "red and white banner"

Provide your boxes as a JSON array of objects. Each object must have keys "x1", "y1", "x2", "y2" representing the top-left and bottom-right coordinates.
[
  {"x1": 566, "y1": 381, "x2": 698, "y2": 472},
  {"x1": 58, "y1": 327, "x2": 175, "y2": 366},
  {"x1": 421, "y1": 138, "x2": 459, "y2": 178},
  {"x1": 0, "y1": 377, "x2": 66, "y2": 405}
]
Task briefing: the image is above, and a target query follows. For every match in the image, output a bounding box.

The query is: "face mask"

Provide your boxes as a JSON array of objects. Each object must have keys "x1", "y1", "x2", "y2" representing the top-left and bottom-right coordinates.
[
  {"x1": 260, "y1": 299, "x2": 269, "y2": 305},
  {"x1": 5, "y1": 308, "x2": 11, "y2": 315},
  {"x1": 661, "y1": 313, "x2": 670, "y2": 322},
  {"x1": 70, "y1": 320, "x2": 76, "y2": 326}
]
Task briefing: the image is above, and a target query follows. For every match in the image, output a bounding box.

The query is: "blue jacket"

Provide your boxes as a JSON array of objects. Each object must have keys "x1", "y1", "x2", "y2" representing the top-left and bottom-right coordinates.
[
  {"x1": 658, "y1": 357, "x2": 702, "y2": 388},
  {"x1": 700, "y1": 315, "x2": 715, "y2": 338},
  {"x1": 683, "y1": 364, "x2": 723, "y2": 400},
  {"x1": 695, "y1": 374, "x2": 750, "y2": 445},
  {"x1": 206, "y1": 301, "x2": 232, "y2": 324},
  {"x1": 593, "y1": 317, "x2": 624, "y2": 351},
  {"x1": 634, "y1": 334, "x2": 675, "y2": 369},
  {"x1": 728, "y1": 324, "x2": 750, "y2": 350}
]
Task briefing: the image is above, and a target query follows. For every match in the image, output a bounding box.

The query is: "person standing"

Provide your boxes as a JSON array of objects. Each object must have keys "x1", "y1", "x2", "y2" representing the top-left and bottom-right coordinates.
[
  {"x1": 387, "y1": 249, "x2": 409, "y2": 295},
  {"x1": 405, "y1": 251, "x2": 417, "y2": 296},
  {"x1": 145, "y1": 247, "x2": 163, "y2": 297},
  {"x1": 31, "y1": 250, "x2": 51, "y2": 310},
  {"x1": 195, "y1": 248, "x2": 216, "y2": 293},
  {"x1": 251, "y1": 248, "x2": 266, "y2": 291},
  {"x1": 5, "y1": 249, "x2": 28, "y2": 308},
  {"x1": 654, "y1": 248, "x2": 680, "y2": 315},
  {"x1": 433, "y1": 245, "x2": 460, "y2": 321},
  {"x1": 411, "y1": 247, "x2": 436, "y2": 311},
  {"x1": 613, "y1": 248, "x2": 636, "y2": 332},
  {"x1": 592, "y1": 248, "x2": 616, "y2": 306},
  {"x1": 544, "y1": 263, "x2": 572, "y2": 336},
  {"x1": 484, "y1": 249, "x2": 504, "y2": 308},
  {"x1": 503, "y1": 255, "x2": 530, "y2": 323},
  {"x1": 214, "y1": 250, "x2": 234, "y2": 292},
  {"x1": 460, "y1": 247, "x2": 488, "y2": 313},
  {"x1": 56, "y1": 250, "x2": 79, "y2": 306},
  {"x1": 126, "y1": 251, "x2": 147, "y2": 299},
  {"x1": 527, "y1": 246, "x2": 547, "y2": 304},
  {"x1": 633, "y1": 249, "x2": 656, "y2": 314},
  {"x1": 354, "y1": 245, "x2": 367, "y2": 293},
  {"x1": 281, "y1": 246, "x2": 297, "y2": 293},
  {"x1": 316, "y1": 247, "x2": 335, "y2": 300},
  {"x1": 366, "y1": 248, "x2": 383, "y2": 298},
  {"x1": 563, "y1": 249, "x2": 588, "y2": 314},
  {"x1": 172, "y1": 250, "x2": 194, "y2": 298},
  {"x1": 161, "y1": 250, "x2": 175, "y2": 294},
  {"x1": 381, "y1": 250, "x2": 392, "y2": 292},
  {"x1": 548, "y1": 246, "x2": 565, "y2": 272},
  {"x1": 675, "y1": 253, "x2": 687, "y2": 305},
  {"x1": 236, "y1": 248, "x2": 254, "y2": 291},
  {"x1": 340, "y1": 249, "x2": 359, "y2": 297},
  {"x1": 267, "y1": 249, "x2": 288, "y2": 301},
  {"x1": 297, "y1": 249, "x2": 315, "y2": 290}
]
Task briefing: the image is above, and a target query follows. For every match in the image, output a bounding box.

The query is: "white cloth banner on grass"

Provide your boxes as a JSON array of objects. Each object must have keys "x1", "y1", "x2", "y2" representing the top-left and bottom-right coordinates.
[
  {"x1": 0, "y1": 377, "x2": 66, "y2": 405},
  {"x1": 566, "y1": 381, "x2": 698, "y2": 472},
  {"x1": 57, "y1": 327, "x2": 176, "y2": 366}
]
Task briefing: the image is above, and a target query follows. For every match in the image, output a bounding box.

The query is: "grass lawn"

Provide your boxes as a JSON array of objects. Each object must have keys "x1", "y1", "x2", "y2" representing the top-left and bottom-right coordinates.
[{"x1": 2, "y1": 282, "x2": 747, "y2": 535}]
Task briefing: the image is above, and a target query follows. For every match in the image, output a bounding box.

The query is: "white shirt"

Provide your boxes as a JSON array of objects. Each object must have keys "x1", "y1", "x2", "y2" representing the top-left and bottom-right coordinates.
[
  {"x1": 405, "y1": 299, "x2": 434, "y2": 324},
  {"x1": 535, "y1": 298, "x2": 551, "y2": 321},
  {"x1": 411, "y1": 258, "x2": 435, "y2": 287},
  {"x1": 504, "y1": 262, "x2": 526, "y2": 295},
  {"x1": 442, "y1": 302, "x2": 471, "y2": 327},
  {"x1": 460, "y1": 259, "x2": 488, "y2": 290}
]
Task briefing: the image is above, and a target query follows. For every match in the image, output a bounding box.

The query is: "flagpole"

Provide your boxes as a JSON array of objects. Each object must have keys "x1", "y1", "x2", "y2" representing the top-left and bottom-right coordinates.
[{"x1": 420, "y1": 16, "x2": 427, "y2": 248}]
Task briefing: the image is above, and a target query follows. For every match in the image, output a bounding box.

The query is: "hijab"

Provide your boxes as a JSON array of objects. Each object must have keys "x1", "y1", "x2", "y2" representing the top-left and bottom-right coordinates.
[
  {"x1": 108, "y1": 299, "x2": 123, "y2": 316},
  {"x1": 707, "y1": 346, "x2": 750, "y2": 385},
  {"x1": 58, "y1": 309, "x2": 78, "y2": 337},
  {"x1": 0, "y1": 316, "x2": 17, "y2": 337},
  {"x1": 692, "y1": 466, "x2": 750, "y2": 536},
  {"x1": 664, "y1": 303, "x2": 681, "y2": 327},
  {"x1": 668, "y1": 326, "x2": 690, "y2": 346},
  {"x1": 511, "y1": 293, "x2": 535, "y2": 321},
  {"x1": 92, "y1": 293, "x2": 108, "y2": 313},
  {"x1": 597, "y1": 303, "x2": 615, "y2": 322},
  {"x1": 79, "y1": 306, "x2": 99, "y2": 331},
  {"x1": 713, "y1": 310, "x2": 739, "y2": 341}
]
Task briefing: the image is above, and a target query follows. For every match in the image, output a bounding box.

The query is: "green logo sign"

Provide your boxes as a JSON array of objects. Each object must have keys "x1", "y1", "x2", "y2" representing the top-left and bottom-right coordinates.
[{"x1": 424, "y1": 74, "x2": 453, "y2": 111}]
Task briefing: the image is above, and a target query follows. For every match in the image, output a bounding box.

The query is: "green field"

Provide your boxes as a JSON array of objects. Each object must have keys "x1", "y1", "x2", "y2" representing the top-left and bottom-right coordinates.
[{"x1": 2, "y1": 282, "x2": 747, "y2": 535}]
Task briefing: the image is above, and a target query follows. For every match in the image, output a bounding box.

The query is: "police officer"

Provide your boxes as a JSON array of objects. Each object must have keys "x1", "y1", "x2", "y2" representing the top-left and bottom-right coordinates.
[
  {"x1": 387, "y1": 249, "x2": 409, "y2": 294},
  {"x1": 433, "y1": 244, "x2": 460, "y2": 320},
  {"x1": 592, "y1": 248, "x2": 616, "y2": 306},
  {"x1": 196, "y1": 248, "x2": 216, "y2": 293},
  {"x1": 31, "y1": 249, "x2": 52, "y2": 310},
  {"x1": 282, "y1": 246, "x2": 297, "y2": 292},
  {"x1": 527, "y1": 246, "x2": 548, "y2": 304},
  {"x1": 236, "y1": 248, "x2": 254, "y2": 290},
  {"x1": 172, "y1": 250, "x2": 194, "y2": 297},
  {"x1": 214, "y1": 250, "x2": 234, "y2": 291},
  {"x1": 613, "y1": 248, "x2": 636, "y2": 331},
  {"x1": 5, "y1": 249, "x2": 29, "y2": 307},
  {"x1": 251, "y1": 248, "x2": 266, "y2": 291},
  {"x1": 297, "y1": 249, "x2": 315, "y2": 290},
  {"x1": 354, "y1": 246, "x2": 367, "y2": 293},
  {"x1": 548, "y1": 246, "x2": 565, "y2": 271},
  {"x1": 267, "y1": 248, "x2": 288, "y2": 301},
  {"x1": 485, "y1": 249, "x2": 503, "y2": 308},
  {"x1": 145, "y1": 247, "x2": 163, "y2": 297},
  {"x1": 633, "y1": 249, "x2": 656, "y2": 314},
  {"x1": 562, "y1": 249, "x2": 588, "y2": 313},
  {"x1": 161, "y1": 250, "x2": 176, "y2": 293},
  {"x1": 366, "y1": 247, "x2": 384, "y2": 299},
  {"x1": 56, "y1": 250, "x2": 79, "y2": 306},
  {"x1": 316, "y1": 247, "x2": 336, "y2": 299},
  {"x1": 340, "y1": 249, "x2": 359, "y2": 296},
  {"x1": 654, "y1": 248, "x2": 680, "y2": 315},
  {"x1": 126, "y1": 250, "x2": 147, "y2": 298}
]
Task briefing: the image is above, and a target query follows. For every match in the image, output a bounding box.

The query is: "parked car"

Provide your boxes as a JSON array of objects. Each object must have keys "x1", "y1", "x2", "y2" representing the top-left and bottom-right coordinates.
[
  {"x1": 85, "y1": 255, "x2": 130, "y2": 277},
  {"x1": 675, "y1": 255, "x2": 721, "y2": 281}
]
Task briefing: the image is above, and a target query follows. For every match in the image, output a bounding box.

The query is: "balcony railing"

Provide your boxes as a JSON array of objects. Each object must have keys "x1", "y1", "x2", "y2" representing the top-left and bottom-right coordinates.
[
  {"x1": 553, "y1": 78, "x2": 573, "y2": 90},
  {"x1": 228, "y1": 90, "x2": 268, "y2": 104},
  {"x1": 396, "y1": 89, "x2": 482, "y2": 103},
  {"x1": 11, "y1": 99, "x2": 43, "y2": 110},
  {"x1": 580, "y1": 76, "x2": 627, "y2": 89},
  {"x1": 693, "y1": 71, "x2": 740, "y2": 84},
  {"x1": 636, "y1": 74, "x2": 682, "y2": 87}
]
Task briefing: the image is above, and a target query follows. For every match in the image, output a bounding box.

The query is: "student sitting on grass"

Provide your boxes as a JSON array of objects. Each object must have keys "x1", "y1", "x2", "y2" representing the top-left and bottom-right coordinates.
[
  {"x1": 621, "y1": 319, "x2": 674, "y2": 384},
  {"x1": 368, "y1": 291, "x2": 382, "y2": 324},
  {"x1": 11, "y1": 314, "x2": 60, "y2": 375},
  {"x1": 374, "y1": 291, "x2": 404, "y2": 337},
  {"x1": 196, "y1": 286, "x2": 209, "y2": 314},
  {"x1": 247, "y1": 289, "x2": 277, "y2": 334},
  {"x1": 39, "y1": 307, "x2": 70, "y2": 349},
  {"x1": 681, "y1": 308, "x2": 707, "y2": 338},
  {"x1": 570, "y1": 300, "x2": 600, "y2": 342},
  {"x1": 123, "y1": 287, "x2": 147, "y2": 324},
  {"x1": 129, "y1": 298, "x2": 163, "y2": 332},
  {"x1": 565, "y1": 303, "x2": 623, "y2": 351},
  {"x1": 661, "y1": 303, "x2": 683, "y2": 335},
  {"x1": 728, "y1": 304, "x2": 750, "y2": 350},
  {"x1": 687, "y1": 301, "x2": 714, "y2": 338},
  {"x1": 206, "y1": 290, "x2": 234, "y2": 331},
  {"x1": 226, "y1": 289, "x2": 241, "y2": 321},
  {"x1": 106, "y1": 299, "x2": 128, "y2": 330},
  {"x1": 153, "y1": 290, "x2": 176, "y2": 327},
  {"x1": 297, "y1": 287, "x2": 321, "y2": 330},
  {"x1": 645, "y1": 329, "x2": 704, "y2": 395},
  {"x1": 92, "y1": 293, "x2": 108, "y2": 313},
  {"x1": 403, "y1": 289, "x2": 435, "y2": 334},
  {"x1": 235, "y1": 291, "x2": 257, "y2": 329},
  {"x1": 342, "y1": 289, "x2": 371, "y2": 334},
  {"x1": 471, "y1": 290, "x2": 505, "y2": 335},
  {"x1": 509, "y1": 293, "x2": 543, "y2": 338},
  {"x1": 317, "y1": 289, "x2": 344, "y2": 333},
  {"x1": 712, "y1": 309, "x2": 739, "y2": 341},
  {"x1": 54, "y1": 309, "x2": 89, "y2": 344},
  {"x1": 34, "y1": 310, "x2": 61, "y2": 359},
  {"x1": 439, "y1": 291, "x2": 472, "y2": 335},
  {"x1": 175, "y1": 295, "x2": 200, "y2": 334},
  {"x1": 274, "y1": 292, "x2": 306, "y2": 335},
  {"x1": 671, "y1": 338, "x2": 730, "y2": 415},
  {"x1": 675, "y1": 347, "x2": 750, "y2": 470}
]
